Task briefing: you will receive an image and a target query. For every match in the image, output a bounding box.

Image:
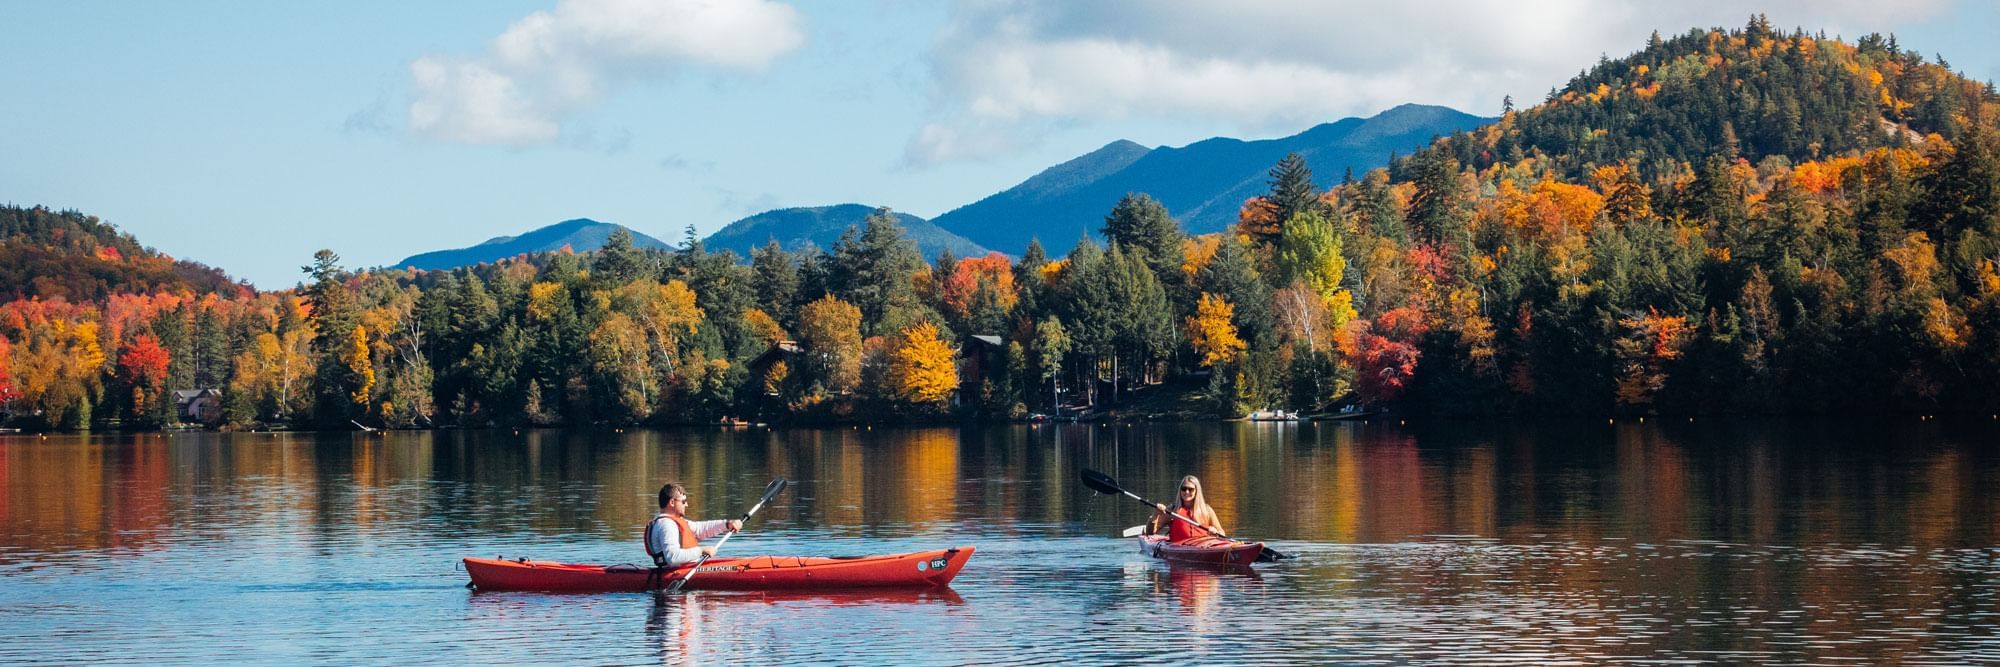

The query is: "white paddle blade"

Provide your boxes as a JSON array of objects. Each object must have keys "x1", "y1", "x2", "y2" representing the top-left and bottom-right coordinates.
[{"x1": 1120, "y1": 524, "x2": 1149, "y2": 538}]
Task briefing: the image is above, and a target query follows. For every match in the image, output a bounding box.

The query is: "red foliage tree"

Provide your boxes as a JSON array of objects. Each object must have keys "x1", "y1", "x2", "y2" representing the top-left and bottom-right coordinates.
[
  {"x1": 1356, "y1": 333, "x2": 1420, "y2": 403},
  {"x1": 116, "y1": 334, "x2": 171, "y2": 419},
  {"x1": 1354, "y1": 306, "x2": 1431, "y2": 404}
]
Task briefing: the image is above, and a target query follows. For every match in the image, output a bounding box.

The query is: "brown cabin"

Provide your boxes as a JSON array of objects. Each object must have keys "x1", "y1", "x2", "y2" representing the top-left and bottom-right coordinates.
[{"x1": 958, "y1": 334, "x2": 1006, "y2": 407}]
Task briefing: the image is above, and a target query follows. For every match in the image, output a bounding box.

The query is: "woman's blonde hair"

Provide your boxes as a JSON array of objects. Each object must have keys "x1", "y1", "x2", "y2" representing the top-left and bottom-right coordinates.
[{"x1": 1159, "y1": 475, "x2": 1223, "y2": 536}]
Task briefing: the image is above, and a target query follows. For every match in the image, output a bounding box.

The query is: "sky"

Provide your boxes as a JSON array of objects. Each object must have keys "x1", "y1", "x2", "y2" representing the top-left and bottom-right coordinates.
[{"x1": 3, "y1": 0, "x2": 1998, "y2": 289}]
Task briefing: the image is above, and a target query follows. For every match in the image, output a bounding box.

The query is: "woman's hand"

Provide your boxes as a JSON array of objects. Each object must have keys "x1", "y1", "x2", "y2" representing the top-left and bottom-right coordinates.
[
  {"x1": 700, "y1": 546, "x2": 718, "y2": 557},
  {"x1": 1154, "y1": 503, "x2": 1168, "y2": 514},
  {"x1": 727, "y1": 519, "x2": 743, "y2": 532}
]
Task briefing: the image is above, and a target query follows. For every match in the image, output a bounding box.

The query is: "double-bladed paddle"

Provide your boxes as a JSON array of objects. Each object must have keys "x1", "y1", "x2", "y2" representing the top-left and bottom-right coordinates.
[
  {"x1": 1079, "y1": 468, "x2": 1291, "y2": 561},
  {"x1": 664, "y1": 477, "x2": 789, "y2": 593}
]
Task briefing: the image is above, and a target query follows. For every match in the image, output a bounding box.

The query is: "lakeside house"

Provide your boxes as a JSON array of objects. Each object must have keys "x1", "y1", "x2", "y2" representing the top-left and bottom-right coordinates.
[
  {"x1": 173, "y1": 389, "x2": 223, "y2": 425},
  {"x1": 958, "y1": 334, "x2": 1006, "y2": 407},
  {"x1": 746, "y1": 340, "x2": 805, "y2": 397}
]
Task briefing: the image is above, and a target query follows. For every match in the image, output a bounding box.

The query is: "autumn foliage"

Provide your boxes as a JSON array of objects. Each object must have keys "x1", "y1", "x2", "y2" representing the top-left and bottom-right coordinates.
[
  {"x1": 1185, "y1": 293, "x2": 1245, "y2": 367},
  {"x1": 5, "y1": 22, "x2": 2000, "y2": 429},
  {"x1": 116, "y1": 334, "x2": 170, "y2": 418},
  {"x1": 889, "y1": 321, "x2": 959, "y2": 406}
]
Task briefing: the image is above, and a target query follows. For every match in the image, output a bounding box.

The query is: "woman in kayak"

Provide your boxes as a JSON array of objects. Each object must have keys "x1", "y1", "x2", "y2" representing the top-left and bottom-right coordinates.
[
  {"x1": 1151, "y1": 475, "x2": 1225, "y2": 543},
  {"x1": 646, "y1": 483, "x2": 743, "y2": 568}
]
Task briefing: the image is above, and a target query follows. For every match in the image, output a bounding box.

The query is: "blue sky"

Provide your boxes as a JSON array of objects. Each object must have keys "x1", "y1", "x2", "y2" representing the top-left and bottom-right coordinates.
[{"x1": 4, "y1": 1, "x2": 1996, "y2": 289}]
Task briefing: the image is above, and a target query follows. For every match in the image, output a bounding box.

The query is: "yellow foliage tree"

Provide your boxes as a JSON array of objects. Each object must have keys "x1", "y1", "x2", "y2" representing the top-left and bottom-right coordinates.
[
  {"x1": 1185, "y1": 293, "x2": 1245, "y2": 367},
  {"x1": 617, "y1": 279, "x2": 704, "y2": 376},
  {"x1": 889, "y1": 321, "x2": 959, "y2": 406},
  {"x1": 743, "y1": 308, "x2": 787, "y2": 347},
  {"x1": 1977, "y1": 259, "x2": 2000, "y2": 297},
  {"x1": 1921, "y1": 297, "x2": 1968, "y2": 351},
  {"x1": 526, "y1": 282, "x2": 566, "y2": 321},
  {"x1": 72, "y1": 321, "x2": 105, "y2": 372},
  {"x1": 346, "y1": 324, "x2": 374, "y2": 407},
  {"x1": 228, "y1": 332, "x2": 282, "y2": 421},
  {"x1": 797, "y1": 295, "x2": 863, "y2": 392},
  {"x1": 588, "y1": 312, "x2": 654, "y2": 418},
  {"x1": 762, "y1": 359, "x2": 789, "y2": 396},
  {"x1": 1881, "y1": 231, "x2": 1939, "y2": 296},
  {"x1": 1181, "y1": 234, "x2": 1223, "y2": 282}
]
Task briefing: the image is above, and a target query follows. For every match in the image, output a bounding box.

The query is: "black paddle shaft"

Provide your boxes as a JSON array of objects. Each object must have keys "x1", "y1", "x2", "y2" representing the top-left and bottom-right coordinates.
[
  {"x1": 664, "y1": 477, "x2": 789, "y2": 593},
  {"x1": 1078, "y1": 468, "x2": 1292, "y2": 561}
]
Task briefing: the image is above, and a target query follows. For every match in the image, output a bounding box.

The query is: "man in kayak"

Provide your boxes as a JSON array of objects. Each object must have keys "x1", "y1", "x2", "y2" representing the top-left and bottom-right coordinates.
[
  {"x1": 646, "y1": 483, "x2": 743, "y2": 568},
  {"x1": 1151, "y1": 475, "x2": 1226, "y2": 543}
]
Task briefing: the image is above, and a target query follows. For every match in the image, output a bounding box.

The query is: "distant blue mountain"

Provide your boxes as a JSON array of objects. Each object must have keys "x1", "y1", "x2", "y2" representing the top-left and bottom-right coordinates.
[
  {"x1": 394, "y1": 218, "x2": 673, "y2": 271},
  {"x1": 930, "y1": 104, "x2": 1494, "y2": 252},
  {"x1": 704, "y1": 204, "x2": 989, "y2": 260}
]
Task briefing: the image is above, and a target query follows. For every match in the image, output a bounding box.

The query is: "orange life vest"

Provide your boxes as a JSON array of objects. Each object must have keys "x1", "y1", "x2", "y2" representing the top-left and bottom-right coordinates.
[{"x1": 645, "y1": 514, "x2": 702, "y2": 566}]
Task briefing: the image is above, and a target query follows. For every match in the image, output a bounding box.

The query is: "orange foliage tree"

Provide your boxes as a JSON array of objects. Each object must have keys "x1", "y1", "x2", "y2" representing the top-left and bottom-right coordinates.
[
  {"x1": 0, "y1": 337, "x2": 18, "y2": 408},
  {"x1": 939, "y1": 252, "x2": 1017, "y2": 324},
  {"x1": 1613, "y1": 307, "x2": 1692, "y2": 409},
  {"x1": 1235, "y1": 196, "x2": 1282, "y2": 242}
]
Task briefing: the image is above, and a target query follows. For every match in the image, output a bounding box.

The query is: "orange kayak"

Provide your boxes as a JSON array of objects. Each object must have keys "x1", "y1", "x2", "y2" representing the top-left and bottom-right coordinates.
[
  {"x1": 1139, "y1": 535, "x2": 1264, "y2": 566},
  {"x1": 464, "y1": 546, "x2": 974, "y2": 592}
]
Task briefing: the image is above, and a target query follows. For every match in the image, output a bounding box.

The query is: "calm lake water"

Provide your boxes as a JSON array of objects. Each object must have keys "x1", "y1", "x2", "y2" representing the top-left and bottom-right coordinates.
[{"x1": 3, "y1": 421, "x2": 1999, "y2": 665}]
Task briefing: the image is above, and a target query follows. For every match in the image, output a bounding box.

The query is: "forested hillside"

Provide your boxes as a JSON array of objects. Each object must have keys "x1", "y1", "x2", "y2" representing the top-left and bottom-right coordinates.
[
  {"x1": 0, "y1": 206, "x2": 247, "y2": 302},
  {"x1": 1348, "y1": 17, "x2": 2000, "y2": 414},
  {"x1": 2, "y1": 19, "x2": 1995, "y2": 430}
]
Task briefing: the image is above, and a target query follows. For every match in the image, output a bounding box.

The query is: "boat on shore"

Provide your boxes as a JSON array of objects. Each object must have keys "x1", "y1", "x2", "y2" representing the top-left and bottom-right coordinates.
[{"x1": 464, "y1": 546, "x2": 974, "y2": 592}]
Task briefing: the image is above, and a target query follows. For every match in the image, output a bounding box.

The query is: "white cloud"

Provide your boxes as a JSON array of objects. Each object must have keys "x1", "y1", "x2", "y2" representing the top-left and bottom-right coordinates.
[
  {"x1": 409, "y1": 0, "x2": 805, "y2": 146},
  {"x1": 911, "y1": 0, "x2": 1957, "y2": 163}
]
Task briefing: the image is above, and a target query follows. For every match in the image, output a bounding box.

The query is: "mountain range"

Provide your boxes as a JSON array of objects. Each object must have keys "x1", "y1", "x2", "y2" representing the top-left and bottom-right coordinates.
[
  {"x1": 391, "y1": 103, "x2": 1488, "y2": 270},
  {"x1": 929, "y1": 103, "x2": 1493, "y2": 253},
  {"x1": 702, "y1": 204, "x2": 989, "y2": 260},
  {"x1": 393, "y1": 218, "x2": 673, "y2": 272}
]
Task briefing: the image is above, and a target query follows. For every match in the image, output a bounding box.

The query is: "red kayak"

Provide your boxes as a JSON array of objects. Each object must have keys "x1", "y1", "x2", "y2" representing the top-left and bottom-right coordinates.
[
  {"x1": 464, "y1": 546, "x2": 974, "y2": 592},
  {"x1": 1139, "y1": 535, "x2": 1264, "y2": 566}
]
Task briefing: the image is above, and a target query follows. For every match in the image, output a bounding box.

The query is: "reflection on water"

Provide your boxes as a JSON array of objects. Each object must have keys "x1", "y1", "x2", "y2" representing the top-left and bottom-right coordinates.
[{"x1": 2, "y1": 421, "x2": 1999, "y2": 663}]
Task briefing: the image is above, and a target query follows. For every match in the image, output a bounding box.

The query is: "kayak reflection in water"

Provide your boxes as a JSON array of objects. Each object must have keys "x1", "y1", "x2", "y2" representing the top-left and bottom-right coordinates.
[
  {"x1": 645, "y1": 483, "x2": 744, "y2": 568},
  {"x1": 1150, "y1": 475, "x2": 1226, "y2": 543}
]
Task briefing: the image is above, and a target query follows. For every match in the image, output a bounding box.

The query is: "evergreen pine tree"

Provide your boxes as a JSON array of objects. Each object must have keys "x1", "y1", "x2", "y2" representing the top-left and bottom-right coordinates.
[
  {"x1": 1261, "y1": 153, "x2": 1323, "y2": 244},
  {"x1": 1100, "y1": 193, "x2": 1186, "y2": 299},
  {"x1": 751, "y1": 239, "x2": 802, "y2": 328},
  {"x1": 303, "y1": 249, "x2": 364, "y2": 426},
  {"x1": 592, "y1": 227, "x2": 646, "y2": 287}
]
